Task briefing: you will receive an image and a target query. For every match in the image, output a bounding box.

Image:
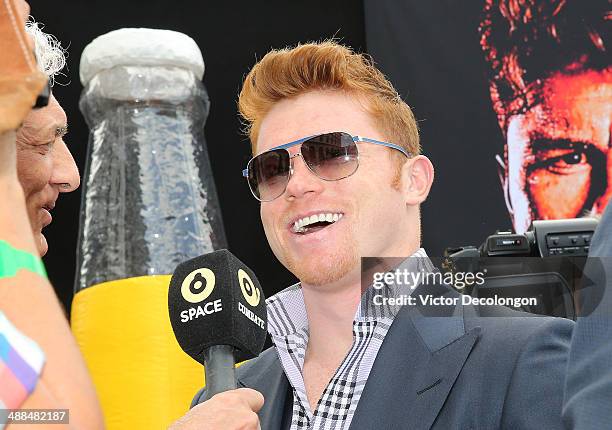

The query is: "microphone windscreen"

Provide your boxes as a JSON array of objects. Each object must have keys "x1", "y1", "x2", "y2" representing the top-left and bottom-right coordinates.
[{"x1": 168, "y1": 249, "x2": 267, "y2": 364}]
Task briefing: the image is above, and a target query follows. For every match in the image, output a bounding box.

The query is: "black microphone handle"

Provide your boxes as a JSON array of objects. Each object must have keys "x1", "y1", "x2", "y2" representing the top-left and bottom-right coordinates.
[{"x1": 203, "y1": 344, "x2": 237, "y2": 400}]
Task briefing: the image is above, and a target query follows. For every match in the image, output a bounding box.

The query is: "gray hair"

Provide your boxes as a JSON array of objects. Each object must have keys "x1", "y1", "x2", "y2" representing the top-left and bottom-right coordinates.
[{"x1": 24, "y1": 20, "x2": 67, "y2": 86}]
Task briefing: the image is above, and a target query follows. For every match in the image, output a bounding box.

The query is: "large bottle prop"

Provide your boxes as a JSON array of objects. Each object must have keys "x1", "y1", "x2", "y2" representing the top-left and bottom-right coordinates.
[{"x1": 71, "y1": 29, "x2": 227, "y2": 429}]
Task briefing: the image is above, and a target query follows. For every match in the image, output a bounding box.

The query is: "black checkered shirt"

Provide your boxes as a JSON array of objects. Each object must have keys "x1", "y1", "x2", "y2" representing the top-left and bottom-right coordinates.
[{"x1": 266, "y1": 249, "x2": 433, "y2": 429}]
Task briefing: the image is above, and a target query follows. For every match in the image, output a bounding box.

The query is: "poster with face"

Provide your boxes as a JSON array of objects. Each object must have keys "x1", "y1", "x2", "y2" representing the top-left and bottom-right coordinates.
[
  {"x1": 479, "y1": 0, "x2": 611, "y2": 233},
  {"x1": 365, "y1": 0, "x2": 610, "y2": 251}
]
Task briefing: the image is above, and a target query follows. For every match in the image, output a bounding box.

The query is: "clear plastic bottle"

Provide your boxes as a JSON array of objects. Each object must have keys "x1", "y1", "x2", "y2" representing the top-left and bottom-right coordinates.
[
  {"x1": 72, "y1": 28, "x2": 225, "y2": 428},
  {"x1": 76, "y1": 29, "x2": 226, "y2": 290}
]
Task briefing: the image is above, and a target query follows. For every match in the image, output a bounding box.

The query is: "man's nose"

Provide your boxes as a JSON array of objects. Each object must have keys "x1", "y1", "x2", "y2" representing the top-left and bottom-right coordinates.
[
  {"x1": 284, "y1": 154, "x2": 324, "y2": 200},
  {"x1": 51, "y1": 138, "x2": 80, "y2": 192}
]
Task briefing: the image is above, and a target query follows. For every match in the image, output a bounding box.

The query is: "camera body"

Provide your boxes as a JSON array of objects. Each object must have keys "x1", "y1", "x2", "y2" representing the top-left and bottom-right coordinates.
[
  {"x1": 447, "y1": 218, "x2": 597, "y2": 259},
  {"x1": 444, "y1": 218, "x2": 599, "y2": 319}
]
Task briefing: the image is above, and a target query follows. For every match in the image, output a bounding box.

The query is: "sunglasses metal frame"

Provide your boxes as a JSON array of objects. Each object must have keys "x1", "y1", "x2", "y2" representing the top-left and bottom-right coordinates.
[{"x1": 242, "y1": 132, "x2": 412, "y2": 201}]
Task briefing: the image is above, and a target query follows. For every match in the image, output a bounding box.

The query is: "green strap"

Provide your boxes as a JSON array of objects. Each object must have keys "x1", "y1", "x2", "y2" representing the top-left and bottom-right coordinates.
[{"x1": 0, "y1": 240, "x2": 47, "y2": 279}]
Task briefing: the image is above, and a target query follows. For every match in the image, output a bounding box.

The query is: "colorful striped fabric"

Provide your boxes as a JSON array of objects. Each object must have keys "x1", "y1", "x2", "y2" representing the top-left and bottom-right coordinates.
[{"x1": 0, "y1": 312, "x2": 45, "y2": 411}]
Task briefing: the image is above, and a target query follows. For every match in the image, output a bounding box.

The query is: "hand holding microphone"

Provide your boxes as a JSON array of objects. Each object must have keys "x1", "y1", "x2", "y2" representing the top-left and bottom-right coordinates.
[
  {"x1": 169, "y1": 388, "x2": 264, "y2": 430},
  {"x1": 168, "y1": 249, "x2": 268, "y2": 429}
]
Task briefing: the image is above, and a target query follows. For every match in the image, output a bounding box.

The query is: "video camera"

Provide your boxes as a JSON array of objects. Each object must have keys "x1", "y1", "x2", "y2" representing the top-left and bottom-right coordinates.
[{"x1": 444, "y1": 218, "x2": 599, "y2": 319}]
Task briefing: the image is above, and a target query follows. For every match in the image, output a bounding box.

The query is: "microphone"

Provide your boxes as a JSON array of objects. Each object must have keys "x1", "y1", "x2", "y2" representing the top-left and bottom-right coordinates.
[{"x1": 168, "y1": 249, "x2": 268, "y2": 399}]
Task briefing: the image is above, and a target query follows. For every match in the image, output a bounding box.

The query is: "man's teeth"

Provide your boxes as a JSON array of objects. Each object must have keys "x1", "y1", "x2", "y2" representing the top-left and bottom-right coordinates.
[{"x1": 293, "y1": 212, "x2": 343, "y2": 233}]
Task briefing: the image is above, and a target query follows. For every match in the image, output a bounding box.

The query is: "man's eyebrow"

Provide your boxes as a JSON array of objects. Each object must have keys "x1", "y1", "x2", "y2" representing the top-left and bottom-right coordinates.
[
  {"x1": 55, "y1": 125, "x2": 68, "y2": 137},
  {"x1": 529, "y1": 138, "x2": 592, "y2": 152}
]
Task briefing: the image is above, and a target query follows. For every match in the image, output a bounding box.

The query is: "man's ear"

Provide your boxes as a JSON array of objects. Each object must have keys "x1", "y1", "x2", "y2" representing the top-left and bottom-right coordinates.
[{"x1": 403, "y1": 155, "x2": 434, "y2": 206}]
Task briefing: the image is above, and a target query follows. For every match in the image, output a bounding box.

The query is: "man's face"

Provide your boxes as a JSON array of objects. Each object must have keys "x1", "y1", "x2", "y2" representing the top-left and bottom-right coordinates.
[
  {"x1": 256, "y1": 90, "x2": 415, "y2": 287},
  {"x1": 504, "y1": 69, "x2": 612, "y2": 233},
  {"x1": 16, "y1": 94, "x2": 80, "y2": 256}
]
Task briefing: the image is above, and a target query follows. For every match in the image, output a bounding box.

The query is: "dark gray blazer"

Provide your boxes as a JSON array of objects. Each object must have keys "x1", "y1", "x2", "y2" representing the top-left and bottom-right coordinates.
[
  {"x1": 193, "y1": 283, "x2": 573, "y2": 429},
  {"x1": 563, "y1": 205, "x2": 612, "y2": 429}
]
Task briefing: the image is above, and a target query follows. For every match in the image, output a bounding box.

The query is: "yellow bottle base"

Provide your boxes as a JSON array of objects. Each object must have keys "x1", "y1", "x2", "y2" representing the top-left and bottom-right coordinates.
[{"x1": 71, "y1": 275, "x2": 204, "y2": 429}]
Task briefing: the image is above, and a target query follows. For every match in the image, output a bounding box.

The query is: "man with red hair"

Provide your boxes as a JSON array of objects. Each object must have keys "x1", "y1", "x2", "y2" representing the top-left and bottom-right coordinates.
[{"x1": 172, "y1": 41, "x2": 573, "y2": 429}]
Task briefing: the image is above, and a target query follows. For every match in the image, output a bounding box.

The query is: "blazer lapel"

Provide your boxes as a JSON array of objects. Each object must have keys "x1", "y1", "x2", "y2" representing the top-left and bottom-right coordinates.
[
  {"x1": 410, "y1": 326, "x2": 480, "y2": 430},
  {"x1": 350, "y1": 285, "x2": 481, "y2": 430}
]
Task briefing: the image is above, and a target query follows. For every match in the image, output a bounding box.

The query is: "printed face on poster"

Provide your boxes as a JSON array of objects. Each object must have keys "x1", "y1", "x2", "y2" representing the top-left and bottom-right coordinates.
[{"x1": 366, "y1": 0, "x2": 610, "y2": 250}]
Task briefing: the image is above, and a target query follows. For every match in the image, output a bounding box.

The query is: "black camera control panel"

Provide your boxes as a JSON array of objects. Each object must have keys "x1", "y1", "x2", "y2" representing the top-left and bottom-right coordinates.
[
  {"x1": 546, "y1": 232, "x2": 593, "y2": 256},
  {"x1": 532, "y1": 219, "x2": 598, "y2": 257}
]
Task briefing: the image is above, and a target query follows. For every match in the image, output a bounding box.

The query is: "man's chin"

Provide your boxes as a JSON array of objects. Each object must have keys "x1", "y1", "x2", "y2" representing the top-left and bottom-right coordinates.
[{"x1": 286, "y1": 252, "x2": 357, "y2": 287}]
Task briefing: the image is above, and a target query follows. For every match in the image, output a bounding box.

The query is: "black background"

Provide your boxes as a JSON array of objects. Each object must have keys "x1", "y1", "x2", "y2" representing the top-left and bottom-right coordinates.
[
  {"x1": 30, "y1": 0, "x2": 511, "y2": 313},
  {"x1": 364, "y1": 0, "x2": 511, "y2": 252},
  {"x1": 31, "y1": 0, "x2": 367, "y2": 312}
]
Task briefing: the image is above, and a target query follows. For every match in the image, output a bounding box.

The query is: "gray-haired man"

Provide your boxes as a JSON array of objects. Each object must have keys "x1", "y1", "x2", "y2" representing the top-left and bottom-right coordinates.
[{"x1": 16, "y1": 20, "x2": 80, "y2": 256}]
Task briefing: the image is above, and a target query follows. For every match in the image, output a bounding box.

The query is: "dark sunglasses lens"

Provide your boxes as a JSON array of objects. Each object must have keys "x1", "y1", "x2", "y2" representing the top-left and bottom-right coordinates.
[
  {"x1": 248, "y1": 150, "x2": 290, "y2": 201},
  {"x1": 301, "y1": 132, "x2": 358, "y2": 180}
]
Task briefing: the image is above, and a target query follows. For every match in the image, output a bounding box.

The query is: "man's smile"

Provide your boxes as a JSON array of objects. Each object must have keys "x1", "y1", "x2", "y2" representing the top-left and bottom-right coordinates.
[{"x1": 290, "y1": 211, "x2": 345, "y2": 234}]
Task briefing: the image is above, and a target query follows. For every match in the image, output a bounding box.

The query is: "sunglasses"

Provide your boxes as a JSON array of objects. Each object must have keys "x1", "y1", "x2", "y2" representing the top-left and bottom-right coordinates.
[{"x1": 242, "y1": 131, "x2": 411, "y2": 202}]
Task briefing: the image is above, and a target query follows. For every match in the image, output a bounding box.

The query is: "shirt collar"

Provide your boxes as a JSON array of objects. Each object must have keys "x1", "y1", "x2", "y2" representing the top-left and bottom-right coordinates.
[{"x1": 266, "y1": 248, "x2": 434, "y2": 337}]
